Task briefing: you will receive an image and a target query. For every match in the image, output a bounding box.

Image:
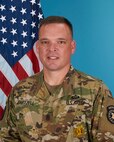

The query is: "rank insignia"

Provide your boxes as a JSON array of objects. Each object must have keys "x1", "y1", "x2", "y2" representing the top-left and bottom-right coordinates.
[
  {"x1": 73, "y1": 124, "x2": 85, "y2": 138},
  {"x1": 107, "y1": 105, "x2": 114, "y2": 124},
  {"x1": 66, "y1": 95, "x2": 80, "y2": 105}
]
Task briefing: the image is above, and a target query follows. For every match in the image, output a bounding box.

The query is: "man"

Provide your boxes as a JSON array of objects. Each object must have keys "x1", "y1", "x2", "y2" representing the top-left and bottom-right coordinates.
[{"x1": 0, "y1": 16, "x2": 114, "y2": 142}]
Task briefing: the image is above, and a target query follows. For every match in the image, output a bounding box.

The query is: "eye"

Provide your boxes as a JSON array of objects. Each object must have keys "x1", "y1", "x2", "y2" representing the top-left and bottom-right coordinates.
[
  {"x1": 40, "y1": 40, "x2": 49, "y2": 45},
  {"x1": 57, "y1": 40, "x2": 66, "y2": 45}
]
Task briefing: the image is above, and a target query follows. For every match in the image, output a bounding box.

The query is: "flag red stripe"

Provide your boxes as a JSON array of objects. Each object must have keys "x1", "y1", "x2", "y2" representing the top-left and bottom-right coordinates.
[
  {"x1": 27, "y1": 49, "x2": 40, "y2": 73},
  {"x1": 0, "y1": 106, "x2": 4, "y2": 120},
  {"x1": 12, "y1": 62, "x2": 28, "y2": 80},
  {"x1": 0, "y1": 71, "x2": 12, "y2": 96}
]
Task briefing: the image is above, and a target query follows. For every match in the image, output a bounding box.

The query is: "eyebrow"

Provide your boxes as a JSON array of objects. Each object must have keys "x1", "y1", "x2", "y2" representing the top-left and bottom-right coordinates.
[
  {"x1": 57, "y1": 38, "x2": 67, "y2": 41},
  {"x1": 39, "y1": 38, "x2": 67, "y2": 41},
  {"x1": 39, "y1": 38, "x2": 48, "y2": 41}
]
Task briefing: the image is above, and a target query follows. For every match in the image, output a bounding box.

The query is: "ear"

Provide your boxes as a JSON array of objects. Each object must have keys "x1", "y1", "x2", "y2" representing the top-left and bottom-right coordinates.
[
  {"x1": 36, "y1": 40, "x2": 39, "y2": 53},
  {"x1": 71, "y1": 40, "x2": 76, "y2": 54}
]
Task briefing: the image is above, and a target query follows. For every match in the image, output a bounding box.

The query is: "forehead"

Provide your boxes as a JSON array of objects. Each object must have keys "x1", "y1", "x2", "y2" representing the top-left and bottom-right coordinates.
[{"x1": 39, "y1": 23, "x2": 72, "y2": 39}]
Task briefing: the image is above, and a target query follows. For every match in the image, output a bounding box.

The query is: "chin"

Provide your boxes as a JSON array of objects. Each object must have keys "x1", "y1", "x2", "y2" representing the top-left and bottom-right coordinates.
[
  {"x1": 47, "y1": 67, "x2": 60, "y2": 71},
  {"x1": 45, "y1": 65, "x2": 61, "y2": 71}
]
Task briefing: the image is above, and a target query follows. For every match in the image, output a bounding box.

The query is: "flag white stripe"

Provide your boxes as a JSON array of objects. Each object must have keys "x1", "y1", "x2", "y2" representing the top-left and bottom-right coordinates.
[
  {"x1": 19, "y1": 54, "x2": 34, "y2": 76},
  {"x1": 0, "y1": 54, "x2": 19, "y2": 86},
  {"x1": 0, "y1": 89, "x2": 7, "y2": 109}
]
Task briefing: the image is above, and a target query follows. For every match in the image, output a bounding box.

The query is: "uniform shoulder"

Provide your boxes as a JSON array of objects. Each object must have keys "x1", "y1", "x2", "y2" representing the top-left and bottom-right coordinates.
[
  {"x1": 13, "y1": 71, "x2": 43, "y2": 93},
  {"x1": 17, "y1": 72, "x2": 41, "y2": 85},
  {"x1": 74, "y1": 68, "x2": 100, "y2": 80},
  {"x1": 73, "y1": 68, "x2": 103, "y2": 87}
]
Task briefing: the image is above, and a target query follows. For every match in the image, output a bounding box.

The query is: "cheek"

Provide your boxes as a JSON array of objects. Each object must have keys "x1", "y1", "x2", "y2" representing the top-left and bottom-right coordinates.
[
  {"x1": 64, "y1": 48, "x2": 73, "y2": 56},
  {"x1": 39, "y1": 48, "x2": 45, "y2": 55},
  {"x1": 39, "y1": 49, "x2": 47, "y2": 60},
  {"x1": 62, "y1": 51, "x2": 71, "y2": 61}
]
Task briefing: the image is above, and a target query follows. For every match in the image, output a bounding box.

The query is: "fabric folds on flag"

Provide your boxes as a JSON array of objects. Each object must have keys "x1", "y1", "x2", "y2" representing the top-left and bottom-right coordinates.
[{"x1": 0, "y1": 0, "x2": 43, "y2": 120}]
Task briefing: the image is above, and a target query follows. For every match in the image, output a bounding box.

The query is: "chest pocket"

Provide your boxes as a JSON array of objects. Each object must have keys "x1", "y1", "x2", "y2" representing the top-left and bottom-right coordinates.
[{"x1": 42, "y1": 93, "x2": 92, "y2": 141}]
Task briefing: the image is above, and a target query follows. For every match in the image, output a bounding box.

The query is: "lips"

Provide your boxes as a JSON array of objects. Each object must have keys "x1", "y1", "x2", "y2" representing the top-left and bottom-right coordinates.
[
  {"x1": 47, "y1": 56, "x2": 59, "y2": 60},
  {"x1": 47, "y1": 53, "x2": 59, "y2": 60}
]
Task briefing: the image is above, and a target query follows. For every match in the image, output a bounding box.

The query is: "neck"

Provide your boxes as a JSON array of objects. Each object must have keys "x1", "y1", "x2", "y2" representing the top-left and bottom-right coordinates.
[{"x1": 43, "y1": 65, "x2": 70, "y2": 86}]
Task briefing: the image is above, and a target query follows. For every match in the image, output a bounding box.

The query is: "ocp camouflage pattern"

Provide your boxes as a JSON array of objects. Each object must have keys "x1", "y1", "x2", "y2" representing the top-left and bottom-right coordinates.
[{"x1": 0, "y1": 66, "x2": 114, "y2": 142}]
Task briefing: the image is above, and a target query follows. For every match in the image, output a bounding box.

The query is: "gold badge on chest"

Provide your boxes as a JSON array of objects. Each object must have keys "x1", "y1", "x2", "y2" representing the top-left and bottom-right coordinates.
[{"x1": 73, "y1": 124, "x2": 85, "y2": 138}]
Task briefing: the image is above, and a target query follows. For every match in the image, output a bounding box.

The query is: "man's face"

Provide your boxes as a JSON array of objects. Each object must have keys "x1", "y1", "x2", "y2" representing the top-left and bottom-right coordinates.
[{"x1": 37, "y1": 23, "x2": 76, "y2": 71}]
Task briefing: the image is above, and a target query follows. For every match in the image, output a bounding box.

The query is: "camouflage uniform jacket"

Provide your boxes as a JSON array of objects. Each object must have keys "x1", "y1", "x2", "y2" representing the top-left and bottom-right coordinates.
[{"x1": 0, "y1": 66, "x2": 114, "y2": 142}]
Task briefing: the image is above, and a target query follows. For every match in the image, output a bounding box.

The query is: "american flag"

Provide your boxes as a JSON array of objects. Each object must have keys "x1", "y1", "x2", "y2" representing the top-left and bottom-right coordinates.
[{"x1": 0, "y1": 0, "x2": 43, "y2": 120}]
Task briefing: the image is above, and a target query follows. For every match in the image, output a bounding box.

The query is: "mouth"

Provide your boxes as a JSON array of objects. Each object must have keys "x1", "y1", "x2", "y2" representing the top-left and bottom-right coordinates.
[{"x1": 47, "y1": 56, "x2": 59, "y2": 60}]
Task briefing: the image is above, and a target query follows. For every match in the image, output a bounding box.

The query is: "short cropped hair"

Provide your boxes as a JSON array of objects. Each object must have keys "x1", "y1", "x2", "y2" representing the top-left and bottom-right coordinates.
[{"x1": 39, "y1": 16, "x2": 73, "y2": 37}]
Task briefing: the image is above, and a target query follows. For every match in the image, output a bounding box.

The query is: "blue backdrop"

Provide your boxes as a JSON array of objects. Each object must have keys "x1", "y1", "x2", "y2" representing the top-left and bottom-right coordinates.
[{"x1": 41, "y1": 0, "x2": 114, "y2": 96}]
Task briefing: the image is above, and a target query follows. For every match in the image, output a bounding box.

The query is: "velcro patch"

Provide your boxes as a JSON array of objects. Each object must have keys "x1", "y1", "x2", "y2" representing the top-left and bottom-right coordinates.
[{"x1": 107, "y1": 105, "x2": 114, "y2": 124}]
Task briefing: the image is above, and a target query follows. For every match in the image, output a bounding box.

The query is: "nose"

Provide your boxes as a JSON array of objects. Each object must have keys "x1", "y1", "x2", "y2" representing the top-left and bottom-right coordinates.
[{"x1": 48, "y1": 42, "x2": 58, "y2": 51}]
